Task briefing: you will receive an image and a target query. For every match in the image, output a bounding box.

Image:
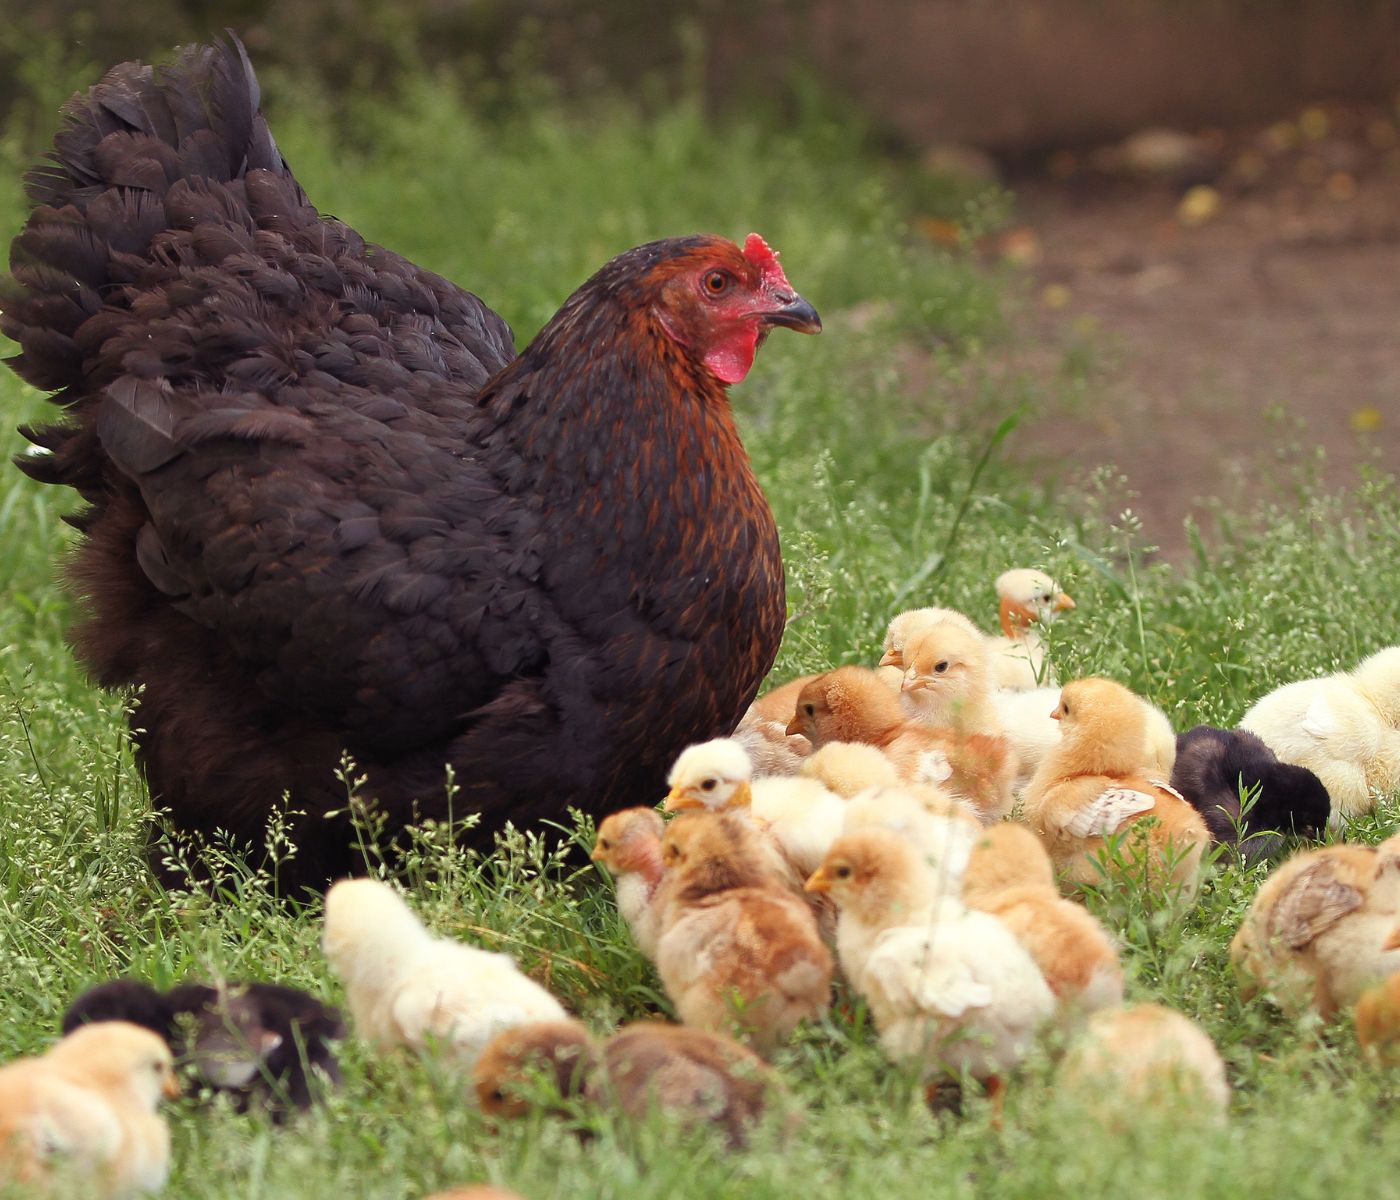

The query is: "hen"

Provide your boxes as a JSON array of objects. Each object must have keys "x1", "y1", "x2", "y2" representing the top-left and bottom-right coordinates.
[{"x1": 3, "y1": 39, "x2": 819, "y2": 892}]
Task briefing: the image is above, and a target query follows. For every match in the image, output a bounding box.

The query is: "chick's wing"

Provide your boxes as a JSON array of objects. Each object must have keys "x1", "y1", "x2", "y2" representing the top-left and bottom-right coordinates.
[
  {"x1": 864, "y1": 927, "x2": 993, "y2": 1019},
  {"x1": 1269, "y1": 858, "x2": 1366, "y2": 949},
  {"x1": 1064, "y1": 786, "x2": 1157, "y2": 838}
]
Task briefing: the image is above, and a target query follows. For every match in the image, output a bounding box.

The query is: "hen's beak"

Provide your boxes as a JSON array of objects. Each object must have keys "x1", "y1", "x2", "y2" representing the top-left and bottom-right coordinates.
[
  {"x1": 762, "y1": 292, "x2": 822, "y2": 334},
  {"x1": 804, "y1": 868, "x2": 832, "y2": 894},
  {"x1": 663, "y1": 787, "x2": 703, "y2": 813},
  {"x1": 1054, "y1": 592, "x2": 1076, "y2": 612}
]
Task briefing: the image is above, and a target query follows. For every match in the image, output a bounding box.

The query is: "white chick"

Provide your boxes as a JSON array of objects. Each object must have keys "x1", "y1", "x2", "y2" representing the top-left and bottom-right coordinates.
[
  {"x1": 322, "y1": 878, "x2": 568, "y2": 1078},
  {"x1": 807, "y1": 829, "x2": 1053, "y2": 1095},
  {"x1": 665, "y1": 738, "x2": 846, "y2": 878},
  {"x1": 0, "y1": 1021, "x2": 177, "y2": 1197},
  {"x1": 1239, "y1": 645, "x2": 1400, "y2": 824},
  {"x1": 987, "y1": 568, "x2": 1075, "y2": 691}
]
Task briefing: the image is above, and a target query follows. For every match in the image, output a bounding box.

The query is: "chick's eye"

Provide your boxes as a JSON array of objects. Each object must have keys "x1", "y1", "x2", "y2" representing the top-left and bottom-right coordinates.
[
  {"x1": 934, "y1": 661, "x2": 949, "y2": 673},
  {"x1": 703, "y1": 269, "x2": 730, "y2": 296},
  {"x1": 598, "y1": 838, "x2": 611, "y2": 850},
  {"x1": 701, "y1": 779, "x2": 716, "y2": 791},
  {"x1": 835, "y1": 865, "x2": 852, "y2": 879},
  {"x1": 803, "y1": 703, "x2": 815, "y2": 716}
]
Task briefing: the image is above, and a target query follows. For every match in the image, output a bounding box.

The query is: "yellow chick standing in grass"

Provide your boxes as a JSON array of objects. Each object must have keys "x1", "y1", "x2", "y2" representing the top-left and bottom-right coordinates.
[
  {"x1": 322, "y1": 878, "x2": 568, "y2": 1080},
  {"x1": 1239, "y1": 645, "x2": 1400, "y2": 824},
  {"x1": 0, "y1": 1021, "x2": 178, "y2": 1197},
  {"x1": 807, "y1": 828, "x2": 1053, "y2": 1107},
  {"x1": 1231, "y1": 834, "x2": 1400, "y2": 1019},
  {"x1": 1021, "y1": 678, "x2": 1210, "y2": 893}
]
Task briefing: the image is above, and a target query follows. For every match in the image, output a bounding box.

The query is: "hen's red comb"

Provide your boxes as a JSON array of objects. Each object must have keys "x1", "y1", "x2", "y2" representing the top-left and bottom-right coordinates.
[{"x1": 743, "y1": 233, "x2": 793, "y2": 290}]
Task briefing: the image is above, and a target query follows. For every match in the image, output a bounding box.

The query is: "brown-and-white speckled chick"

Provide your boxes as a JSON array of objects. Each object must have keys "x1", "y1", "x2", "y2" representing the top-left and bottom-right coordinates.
[
  {"x1": 788, "y1": 666, "x2": 1016, "y2": 822},
  {"x1": 1057, "y1": 1003, "x2": 1229, "y2": 1126},
  {"x1": 322, "y1": 878, "x2": 567, "y2": 1079},
  {"x1": 656, "y1": 812, "x2": 832, "y2": 1054},
  {"x1": 1231, "y1": 834, "x2": 1400, "y2": 1019},
  {"x1": 1021, "y1": 678, "x2": 1209, "y2": 893},
  {"x1": 0, "y1": 1022, "x2": 178, "y2": 1197},
  {"x1": 591, "y1": 808, "x2": 669, "y2": 959}
]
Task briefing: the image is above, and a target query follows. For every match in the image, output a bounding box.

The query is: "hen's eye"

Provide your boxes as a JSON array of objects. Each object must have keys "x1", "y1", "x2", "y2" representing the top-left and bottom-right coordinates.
[
  {"x1": 701, "y1": 779, "x2": 717, "y2": 791},
  {"x1": 703, "y1": 270, "x2": 730, "y2": 296},
  {"x1": 934, "y1": 661, "x2": 949, "y2": 673}
]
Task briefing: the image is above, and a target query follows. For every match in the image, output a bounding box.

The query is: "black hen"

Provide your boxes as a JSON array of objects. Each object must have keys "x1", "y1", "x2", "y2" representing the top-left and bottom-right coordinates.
[
  {"x1": 1171, "y1": 725, "x2": 1331, "y2": 860},
  {"x1": 3, "y1": 39, "x2": 819, "y2": 891}
]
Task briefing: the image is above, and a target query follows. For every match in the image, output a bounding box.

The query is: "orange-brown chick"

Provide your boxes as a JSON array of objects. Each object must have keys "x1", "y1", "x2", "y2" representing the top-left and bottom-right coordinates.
[
  {"x1": 474, "y1": 1020, "x2": 599, "y2": 1118},
  {"x1": 1021, "y1": 678, "x2": 1210, "y2": 893},
  {"x1": 655, "y1": 812, "x2": 832, "y2": 1054},
  {"x1": 1057, "y1": 1003, "x2": 1229, "y2": 1126},
  {"x1": 787, "y1": 666, "x2": 1016, "y2": 822},
  {"x1": 591, "y1": 808, "x2": 669, "y2": 959},
  {"x1": 962, "y1": 823, "x2": 1057, "y2": 902},
  {"x1": 1231, "y1": 835, "x2": 1400, "y2": 1019},
  {"x1": 1355, "y1": 969, "x2": 1400, "y2": 1063}
]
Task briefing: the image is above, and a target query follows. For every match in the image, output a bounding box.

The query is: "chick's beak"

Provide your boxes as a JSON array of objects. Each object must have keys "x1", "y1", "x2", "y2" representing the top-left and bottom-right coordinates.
[
  {"x1": 784, "y1": 715, "x2": 805, "y2": 737},
  {"x1": 663, "y1": 787, "x2": 702, "y2": 813},
  {"x1": 1054, "y1": 592, "x2": 1076, "y2": 612},
  {"x1": 161, "y1": 1069, "x2": 181, "y2": 1100},
  {"x1": 1385, "y1": 925, "x2": 1400, "y2": 952},
  {"x1": 804, "y1": 868, "x2": 832, "y2": 894},
  {"x1": 877, "y1": 651, "x2": 900, "y2": 668},
  {"x1": 901, "y1": 674, "x2": 922, "y2": 694},
  {"x1": 1050, "y1": 704, "x2": 1063, "y2": 721},
  {"x1": 762, "y1": 291, "x2": 822, "y2": 334}
]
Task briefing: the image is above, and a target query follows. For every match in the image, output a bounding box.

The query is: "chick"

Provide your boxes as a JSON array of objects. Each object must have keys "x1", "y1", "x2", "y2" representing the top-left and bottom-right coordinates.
[
  {"x1": 664, "y1": 738, "x2": 846, "y2": 879},
  {"x1": 749, "y1": 674, "x2": 820, "y2": 724},
  {"x1": 899, "y1": 619, "x2": 1004, "y2": 736},
  {"x1": 591, "y1": 808, "x2": 669, "y2": 958},
  {"x1": 878, "y1": 607, "x2": 982, "y2": 673},
  {"x1": 1057, "y1": 1003, "x2": 1229, "y2": 1125},
  {"x1": 1355, "y1": 968, "x2": 1400, "y2": 1063},
  {"x1": 799, "y1": 741, "x2": 902, "y2": 798},
  {"x1": 322, "y1": 878, "x2": 568, "y2": 1078},
  {"x1": 961, "y1": 825, "x2": 1124, "y2": 1023},
  {"x1": 1021, "y1": 678, "x2": 1210, "y2": 892},
  {"x1": 808, "y1": 830, "x2": 1053, "y2": 1093},
  {"x1": 1231, "y1": 834, "x2": 1400, "y2": 1018},
  {"x1": 987, "y1": 568, "x2": 1075, "y2": 691},
  {"x1": 0, "y1": 1022, "x2": 177, "y2": 1196},
  {"x1": 655, "y1": 812, "x2": 832, "y2": 1054},
  {"x1": 732, "y1": 707, "x2": 811, "y2": 776},
  {"x1": 1239, "y1": 645, "x2": 1400, "y2": 823},
  {"x1": 788, "y1": 666, "x2": 1016, "y2": 822},
  {"x1": 62, "y1": 979, "x2": 343, "y2": 1114},
  {"x1": 474, "y1": 1019, "x2": 784, "y2": 1148},
  {"x1": 1172, "y1": 725, "x2": 1331, "y2": 861}
]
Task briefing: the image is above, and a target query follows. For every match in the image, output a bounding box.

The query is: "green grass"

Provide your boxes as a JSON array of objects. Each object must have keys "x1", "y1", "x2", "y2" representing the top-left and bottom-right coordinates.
[{"x1": 2, "y1": 63, "x2": 1400, "y2": 1200}]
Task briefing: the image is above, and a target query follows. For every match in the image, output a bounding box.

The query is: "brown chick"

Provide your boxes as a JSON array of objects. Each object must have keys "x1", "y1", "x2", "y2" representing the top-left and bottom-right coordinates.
[
  {"x1": 787, "y1": 666, "x2": 1016, "y2": 822},
  {"x1": 1355, "y1": 967, "x2": 1400, "y2": 1063},
  {"x1": 474, "y1": 1020, "x2": 600, "y2": 1118},
  {"x1": 591, "y1": 808, "x2": 669, "y2": 959},
  {"x1": 1057, "y1": 1003, "x2": 1229, "y2": 1127},
  {"x1": 1231, "y1": 834, "x2": 1400, "y2": 1019},
  {"x1": 656, "y1": 812, "x2": 832, "y2": 1054},
  {"x1": 1021, "y1": 678, "x2": 1210, "y2": 893}
]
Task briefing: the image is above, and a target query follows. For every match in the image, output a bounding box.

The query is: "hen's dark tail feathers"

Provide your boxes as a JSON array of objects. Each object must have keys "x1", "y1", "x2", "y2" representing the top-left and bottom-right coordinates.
[{"x1": 4, "y1": 35, "x2": 301, "y2": 500}]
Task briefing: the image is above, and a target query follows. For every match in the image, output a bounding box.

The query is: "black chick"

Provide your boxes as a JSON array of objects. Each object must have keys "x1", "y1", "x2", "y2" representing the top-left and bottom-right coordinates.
[
  {"x1": 1171, "y1": 725, "x2": 1331, "y2": 860},
  {"x1": 62, "y1": 979, "x2": 343, "y2": 1115}
]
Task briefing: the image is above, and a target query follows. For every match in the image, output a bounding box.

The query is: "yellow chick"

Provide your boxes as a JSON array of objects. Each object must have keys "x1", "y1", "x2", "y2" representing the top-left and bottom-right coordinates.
[
  {"x1": 899, "y1": 618, "x2": 1005, "y2": 737},
  {"x1": 987, "y1": 568, "x2": 1075, "y2": 691},
  {"x1": 1355, "y1": 967, "x2": 1400, "y2": 1063},
  {"x1": 788, "y1": 666, "x2": 1016, "y2": 822},
  {"x1": 0, "y1": 1021, "x2": 178, "y2": 1197},
  {"x1": 591, "y1": 808, "x2": 668, "y2": 959},
  {"x1": 1231, "y1": 835, "x2": 1400, "y2": 1019},
  {"x1": 962, "y1": 825, "x2": 1124, "y2": 1023},
  {"x1": 878, "y1": 606, "x2": 982, "y2": 673},
  {"x1": 1239, "y1": 645, "x2": 1400, "y2": 823},
  {"x1": 322, "y1": 878, "x2": 568, "y2": 1077},
  {"x1": 1057, "y1": 1003, "x2": 1229, "y2": 1125},
  {"x1": 665, "y1": 738, "x2": 846, "y2": 879},
  {"x1": 807, "y1": 830, "x2": 1053, "y2": 1096},
  {"x1": 656, "y1": 812, "x2": 832, "y2": 1053},
  {"x1": 1021, "y1": 678, "x2": 1210, "y2": 892},
  {"x1": 799, "y1": 741, "x2": 902, "y2": 798}
]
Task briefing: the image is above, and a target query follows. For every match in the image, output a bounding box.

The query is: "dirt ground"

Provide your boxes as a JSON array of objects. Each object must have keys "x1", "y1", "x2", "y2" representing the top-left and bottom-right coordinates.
[{"x1": 996, "y1": 105, "x2": 1400, "y2": 561}]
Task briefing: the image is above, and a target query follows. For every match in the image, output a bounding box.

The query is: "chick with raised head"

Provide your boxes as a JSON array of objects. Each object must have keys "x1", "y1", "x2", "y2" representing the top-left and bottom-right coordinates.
[
  {"x1": 986, "y1": 569, "x2": 1075, "y2": 691},
  {"x1": 655, "y1": 812, "x2": 832, "y2": 1053},
  {"x1": 322, "y1": 878, "x2": 567, "y2": 1077},
  {"x1": 807, "y1": 829, "x2": 1052, "y2": 1094},
  {"x1": 1240, "y1": 645, "x2": 1400, "y2": 823},
  {"x1": 0, "y1": 1022, "x2": 177, "y2": 1196},
  {"x1": 1355, "y1": 967, "x2": 1400, "y2": 1063},
  {"x1": 878, "y1": 608, "x2": 981, "y2": 673},
  {"x1": 63, "y1": 979, "x2": 343, "y2": 1114},
  {"x1": 1057, "y1": 1003, "x2": 1229, "y2": 1125},
  {"x1": 800, "y1": 741, "x2": 902, "y2": 798},
  {"x1": 1231, "y1": 834, "x2": 1400, "y2": 1019},
  {"x1": 1172, "y1": 725, "x2": 1330, "y2": 861},
  {"x1": 664, "y1": 739, "x2": 846, "y2": 879},
  {"x1": 788, "y1": 666, "x2": 1016, "y2": 822},
  {"x1": 899, "y1": 619, "x2": 1004, "y2": 736},
  {"x1": 736, "y1": 676, "x2": 820, "y2": 775},
  {"x1": 591, "y1": 808, "x2": 669, "y2": 958},
  {"x1": 1021, "y1": 678, "x2": 1210, "y2": 893},
  {"x1": 961, "y1": 825, "x2": 1123, "y2": 1023}
]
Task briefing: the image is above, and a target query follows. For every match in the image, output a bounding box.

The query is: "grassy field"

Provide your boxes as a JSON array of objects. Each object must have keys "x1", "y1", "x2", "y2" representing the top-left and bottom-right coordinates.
[{"x1": 2, "y1": 61, "x2": 1400, "y2": 1200}]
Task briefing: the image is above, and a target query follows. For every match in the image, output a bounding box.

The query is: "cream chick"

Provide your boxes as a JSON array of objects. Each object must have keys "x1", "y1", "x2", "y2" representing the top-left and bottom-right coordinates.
[
  {"x1": 0, "y1": 1021, "x2": 178, "y2": 1197},
  {"x1": 899, "y1": 619, "x2": 1003, "y2": 736},
  {"x1": 322, "y1": 878, "x2": 568, "y2": 1078},
  {"x1": 879, "y1": 606, "x2": 981, "y2": 671},
  {"x1": 1240, "y1": 645, "x2": 1400, "y2": 824},
  {"x1": 988, "y1": 568, "x2": 1075, "y2": 691},
  {"x1": 591, "y1": 808, "x2": 668, "y2": 959}
]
